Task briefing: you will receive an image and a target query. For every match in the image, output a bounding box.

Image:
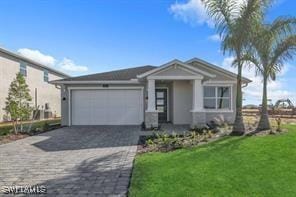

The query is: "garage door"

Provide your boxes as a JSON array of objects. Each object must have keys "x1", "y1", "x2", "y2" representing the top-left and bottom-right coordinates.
[{"x1": 71, "y1": 89, "x2": 143, "y2": 125}]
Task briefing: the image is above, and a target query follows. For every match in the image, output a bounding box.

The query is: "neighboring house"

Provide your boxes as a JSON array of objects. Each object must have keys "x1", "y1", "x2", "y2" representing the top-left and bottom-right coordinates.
[
  {"x1": 0, "y1": 47, "x2": 69, "y2": 122},
  {"x1": 52, "y1": 58, "x2": 251, "y2": 128}
]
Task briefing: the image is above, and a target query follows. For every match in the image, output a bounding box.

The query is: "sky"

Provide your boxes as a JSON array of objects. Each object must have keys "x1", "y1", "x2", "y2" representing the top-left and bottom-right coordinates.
[{"x1": 0, "y1": 0, "x2": 295, "y2": 105}]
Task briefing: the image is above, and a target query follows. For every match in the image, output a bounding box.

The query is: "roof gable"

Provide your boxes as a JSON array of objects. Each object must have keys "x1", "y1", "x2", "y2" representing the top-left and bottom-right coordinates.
[
  {"x1": 153, "y1": 65, "x2": 197, "y2": 77},
  {"x1": 186, "y1": 58, "x2": 251, "y2": 83},
  {"x1": 137, "y1": 59, "x2": 215, "y2": 79}
]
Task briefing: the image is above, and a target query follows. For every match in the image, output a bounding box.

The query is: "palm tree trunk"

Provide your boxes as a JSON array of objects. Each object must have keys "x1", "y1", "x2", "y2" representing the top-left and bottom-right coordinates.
[
  {"x1": 231, "y1": 60, "x2": 245, "y2": 135},
  {"x1": 257, "y1": 74, "x2": 271, "y2": 131}
]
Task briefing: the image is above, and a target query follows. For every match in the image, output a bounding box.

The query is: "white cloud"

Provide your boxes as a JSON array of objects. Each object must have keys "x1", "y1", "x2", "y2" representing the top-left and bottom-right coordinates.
[
  {"x1": 18, "y1": 48, "x2": 56, "y2": 67},
  {"x1": 169, "y1": 0, "x2": 211, "y2": 26},
  {"x1": 208, "y1": 34, "x2": 221, "y2": 42},
  {"x1": 221, "y1": 57, "x2": 296, "y2": 105},
  {"x1": 59, "y1": 58, "x2": 88, "y2": 72},
  {"x1": 169, "y1": 0, "x2": 247, "y2": 27},
  {"x1": 17, "y1": 48, "x2": 88, "y2": 74}
]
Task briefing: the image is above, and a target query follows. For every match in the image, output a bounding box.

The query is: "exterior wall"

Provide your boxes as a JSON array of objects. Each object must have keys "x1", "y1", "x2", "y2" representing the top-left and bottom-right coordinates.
[
  {"x1": 61, "y1": 81, "x2": 237, "y2": 126},
  {"x1": 0, "y1": 52, "x2": 64, "y2": 121},
  {"x1": 172, "y1": 80, "x2": 192, "y2": 124},
  {"x1": 168, "y1": 82, "x2": 174, "y2": 122},
  {"x1": 204, "y1": 83, "x2": 237, "y2": 124},
  {"x1": 167, "y1": 80, "x2": 237, "y2": 125}
]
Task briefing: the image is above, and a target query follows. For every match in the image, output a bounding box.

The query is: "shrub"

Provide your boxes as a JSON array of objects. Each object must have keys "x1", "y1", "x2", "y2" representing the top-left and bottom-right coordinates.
[
  {"x1": 143, "y1": 128, "x2": 221, "y2": 152},
  {"x1": 43, "y1": 122, "x2": 50, "y2": 131},
  {"x1": 276, "y1": 118, "x2": 282, "y2": 132}
]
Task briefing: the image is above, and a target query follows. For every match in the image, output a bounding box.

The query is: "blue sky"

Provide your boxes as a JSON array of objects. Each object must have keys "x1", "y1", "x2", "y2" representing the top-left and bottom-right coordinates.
[{"x1": 0, "y1": 0, "x2": 295, "y2": 105}]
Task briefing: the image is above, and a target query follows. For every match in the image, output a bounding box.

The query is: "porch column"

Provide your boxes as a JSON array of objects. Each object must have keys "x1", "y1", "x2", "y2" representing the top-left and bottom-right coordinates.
[
  {"x1": 147, "y1": 79, "x2": 156, "y2": 111},
  {"x1": 192, "y1": 79, "x2": 203, "y2": 111},
  {"x1": 191, "y1": 79, "x2": 206, "y2": 128},
  {"x1": 145, "y1": 79, "x2": 158, "y2": 129}
]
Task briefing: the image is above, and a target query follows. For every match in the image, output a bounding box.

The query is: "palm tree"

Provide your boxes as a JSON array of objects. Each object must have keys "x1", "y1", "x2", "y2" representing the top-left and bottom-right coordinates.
[
  {"x1": 241, "y1": 17, "x2": 296, "y2": 131},
  {"x1": 202, "y1": 0, "x2": 270, "y2": 135}
]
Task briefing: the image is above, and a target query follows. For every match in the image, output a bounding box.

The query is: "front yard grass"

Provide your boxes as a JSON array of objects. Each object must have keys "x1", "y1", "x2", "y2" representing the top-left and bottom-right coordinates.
[{"x1": 129, "y1": 124, "x2": 296, "y2": 196}]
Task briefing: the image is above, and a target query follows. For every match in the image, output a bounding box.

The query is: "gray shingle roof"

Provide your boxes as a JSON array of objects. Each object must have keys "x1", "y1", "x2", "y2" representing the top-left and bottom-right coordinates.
[{"x1": 56, "y1": 65, "x2": 156, "y2": 81}]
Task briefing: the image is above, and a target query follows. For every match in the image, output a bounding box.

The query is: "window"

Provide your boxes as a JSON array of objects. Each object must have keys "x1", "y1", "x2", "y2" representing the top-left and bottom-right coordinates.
[
  {"x1": 203, "y1": 86, "x2": 231, "y2": 110},
  {"x1": 20, "y1": 62, "x2": 27, "y2": 76},
  {"x1": 204, "y1": 86, "x2": 216, "y2": 109},
  {"x1": 44, "y1": 70, "x2": 49, "y2": 82},
  {"x1": 45, "y1": 103, "x2": 50, "y2": 110}
]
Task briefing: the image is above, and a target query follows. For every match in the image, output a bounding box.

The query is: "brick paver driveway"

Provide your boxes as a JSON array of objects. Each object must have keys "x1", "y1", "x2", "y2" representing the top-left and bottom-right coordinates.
[{"x1": 0, "y1": 126, "x2": 141, "y2": 196}]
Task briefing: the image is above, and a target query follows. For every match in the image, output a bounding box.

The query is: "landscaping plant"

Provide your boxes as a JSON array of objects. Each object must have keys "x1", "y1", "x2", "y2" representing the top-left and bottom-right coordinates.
[
  {"x1": 3, "y1": 73, "x2": 33, "y2": 134},
  {"x1": 241, "y1": 17, "x2": 296, "y2": 131},
  {"x1": 142, "y1": 128, "x2": 221, "y2": 153},
  {"x1": 202, "y1": 0, "x2": 271, "y2": 135}
]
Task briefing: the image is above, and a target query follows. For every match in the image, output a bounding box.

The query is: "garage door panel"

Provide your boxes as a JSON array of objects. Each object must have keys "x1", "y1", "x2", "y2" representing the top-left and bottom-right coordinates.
[{"x1": 71, "y1": 89, "x2": 143, "y2": 125}]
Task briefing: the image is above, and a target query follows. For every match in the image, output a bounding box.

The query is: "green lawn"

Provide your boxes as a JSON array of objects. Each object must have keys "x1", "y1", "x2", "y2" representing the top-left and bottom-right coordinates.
[
  {"x1": 129, "y1": 125, "x2": 296, "y2": 197},
  {"x1": 0, "y1": 119, "x2": 61, "y2": 136}
]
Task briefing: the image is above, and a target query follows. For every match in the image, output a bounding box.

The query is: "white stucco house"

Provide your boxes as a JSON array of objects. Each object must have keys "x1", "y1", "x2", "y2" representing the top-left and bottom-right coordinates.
[
  {"x1": 52, "y1": 58, "x2": 251, "y2": 128},
  {"x1": 0, "y1": 47, "x2": 69, "y2": 122}
]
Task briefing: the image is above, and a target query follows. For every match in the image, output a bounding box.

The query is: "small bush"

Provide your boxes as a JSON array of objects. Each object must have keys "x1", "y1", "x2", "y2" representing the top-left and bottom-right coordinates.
[
  {"x1": 143, "y1": 128, "x2": 221, "y2": 152},
  {"x1": 43, "y1": 122, "x2": 50, "y2": 131},
  {"x1": 0, "y1": 126, "x2": 13, "y2": 136},
  {"x1": 276, "y1": 118, "x2": 282, "y2": 132}
]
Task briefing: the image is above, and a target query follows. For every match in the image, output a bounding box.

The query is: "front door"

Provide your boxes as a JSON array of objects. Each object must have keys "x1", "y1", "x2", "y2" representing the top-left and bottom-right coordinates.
[{"x1": 155, "y1": 88, "x2": 168, "y2": 123}]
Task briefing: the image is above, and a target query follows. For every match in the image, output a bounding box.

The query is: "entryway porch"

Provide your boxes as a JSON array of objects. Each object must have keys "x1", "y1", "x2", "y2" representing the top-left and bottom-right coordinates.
[{"x1": 144, "y1": 78, "x2": 206, "y2": 129}]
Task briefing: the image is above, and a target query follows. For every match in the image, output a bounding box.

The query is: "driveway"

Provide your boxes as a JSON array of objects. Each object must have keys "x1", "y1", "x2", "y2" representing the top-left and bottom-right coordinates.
[{"x1": 0, "y1": 126, "x2": 140, "y2": 196}]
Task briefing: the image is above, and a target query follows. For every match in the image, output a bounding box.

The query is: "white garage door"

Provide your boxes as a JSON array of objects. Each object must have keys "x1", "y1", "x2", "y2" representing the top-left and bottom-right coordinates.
[{"x1": 71, "y1": 89, "x2": 144, "y2": 125}]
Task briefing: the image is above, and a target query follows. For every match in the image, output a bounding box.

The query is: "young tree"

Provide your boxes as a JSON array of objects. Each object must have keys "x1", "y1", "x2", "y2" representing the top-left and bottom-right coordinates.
[
  {"x1": 202, "y1": 0, "x2": 270, "y2": 135},
  {"x1": 241, "y1": 17, "x2": 296, "y2": 131},
  {"x1": 4, "y1": 73, "x2": 33, "y2": 134}
]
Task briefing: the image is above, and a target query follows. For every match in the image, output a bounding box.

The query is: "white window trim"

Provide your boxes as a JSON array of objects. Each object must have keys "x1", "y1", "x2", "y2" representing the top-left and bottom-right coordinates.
[{"x1": 203, "y1": 84, "x2": 233, "y2": 112}]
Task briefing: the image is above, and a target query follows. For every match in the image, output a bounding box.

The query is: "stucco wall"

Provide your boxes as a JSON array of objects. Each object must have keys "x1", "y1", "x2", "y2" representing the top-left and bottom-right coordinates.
[
  {"x1": 172, "y1": 80, "x2": 193, "y2": 124},
  {"x1": 204, "y1": 83, "x2": 237, "y2": 124},
  {"x1": 168, "y1": 80, "x2": 237, "y2": 125},
  {"x1": 60, "y1": 81, "x2": 237, "y2": 126},
  {"x1": 0, "y1": 52, "x2": 63, "y2": 121}
]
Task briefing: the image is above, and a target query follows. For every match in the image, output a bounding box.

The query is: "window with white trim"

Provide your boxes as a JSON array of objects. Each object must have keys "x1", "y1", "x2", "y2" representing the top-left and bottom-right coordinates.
[
  {"x1": 203, "y1": 86, "x2": 231, "y2": 110},
  {"x1": 20, "y1": 62, "x2": 27, "y2": 76}
]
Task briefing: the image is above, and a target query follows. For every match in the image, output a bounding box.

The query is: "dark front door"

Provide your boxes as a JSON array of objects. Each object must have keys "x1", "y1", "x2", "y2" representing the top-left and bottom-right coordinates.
[{"x1": 155, "y1": 88, "x2": 168, "y2": 123}]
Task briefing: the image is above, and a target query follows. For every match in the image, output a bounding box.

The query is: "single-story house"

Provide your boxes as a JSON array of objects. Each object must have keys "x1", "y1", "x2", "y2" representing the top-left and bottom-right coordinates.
[{"x1": 51, "y1": 58, "x2": 251, "y2": 128}]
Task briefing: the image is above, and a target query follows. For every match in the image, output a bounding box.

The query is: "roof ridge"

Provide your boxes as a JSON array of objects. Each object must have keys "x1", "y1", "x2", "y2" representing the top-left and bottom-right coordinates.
[
  {"x1": 63, "y1": 65, "x2": 156, "y2": 79},
  {"x1": 52, "y1": 64, "x2": 157, "y2": 82}
]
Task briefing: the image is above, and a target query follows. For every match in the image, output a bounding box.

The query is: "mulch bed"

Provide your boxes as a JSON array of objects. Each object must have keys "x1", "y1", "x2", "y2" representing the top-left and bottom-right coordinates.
[
  {"x1": 137, "y1": 131, "x2": 230, "y2": 154},
  {"x1": 0, "y1": 125, "x2": 63, "y2": 145},
  {"x1": 0, "y1": 133, "x2": 29, "y2": 145}
]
